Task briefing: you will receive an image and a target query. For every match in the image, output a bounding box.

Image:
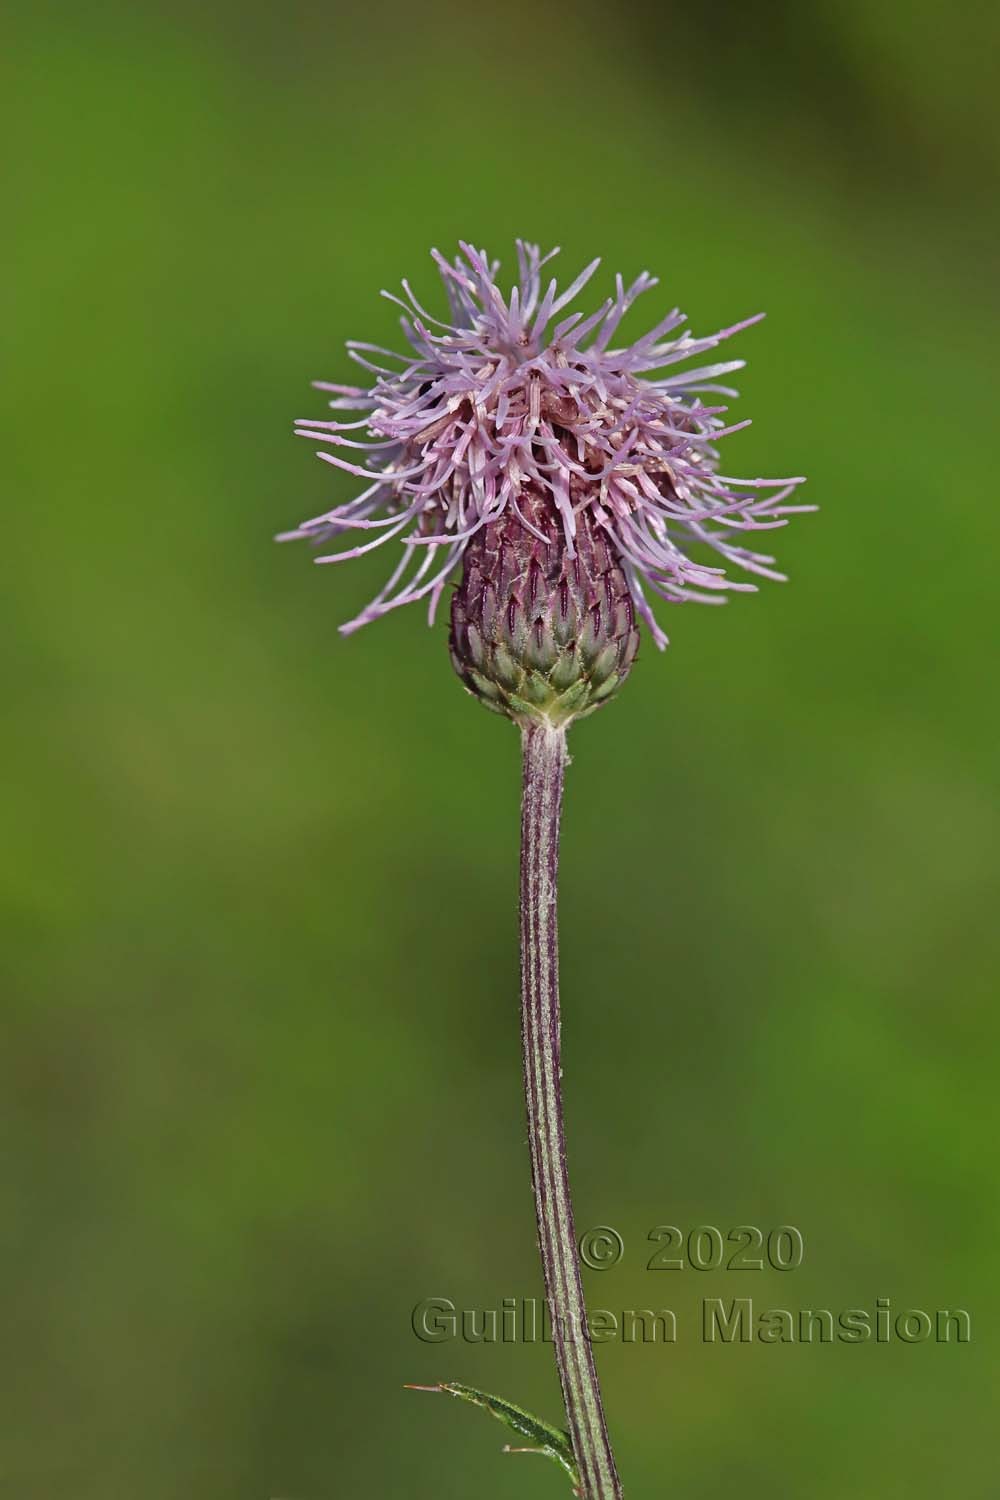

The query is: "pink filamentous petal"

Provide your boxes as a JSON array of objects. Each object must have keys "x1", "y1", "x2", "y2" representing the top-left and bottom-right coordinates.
[{"x1": 283, "y1": 242, "x2": 809, "y2": 645}]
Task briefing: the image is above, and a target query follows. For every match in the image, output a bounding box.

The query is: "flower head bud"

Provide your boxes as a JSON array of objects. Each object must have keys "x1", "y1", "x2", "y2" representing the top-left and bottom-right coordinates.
[{"x1": 450, "y1": 490, "x2": 639, "y2": 727}]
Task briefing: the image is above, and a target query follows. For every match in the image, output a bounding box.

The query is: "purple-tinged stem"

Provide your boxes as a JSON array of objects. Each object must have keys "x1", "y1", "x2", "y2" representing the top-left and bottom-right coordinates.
[{"x1": 519, "y1": 721, "x2": 623, "y2": 1500}]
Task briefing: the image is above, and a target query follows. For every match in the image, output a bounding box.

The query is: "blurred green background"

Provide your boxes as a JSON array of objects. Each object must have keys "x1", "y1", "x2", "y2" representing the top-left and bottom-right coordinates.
[{"x1": 4, "y1": 1, "x2": 998, "y2": 1496}]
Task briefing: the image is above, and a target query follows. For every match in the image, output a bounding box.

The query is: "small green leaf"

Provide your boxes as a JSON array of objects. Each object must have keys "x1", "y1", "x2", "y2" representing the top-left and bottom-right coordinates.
[{"x1": 406, "y1": 1380, "x2": 580, "y2": 1491}]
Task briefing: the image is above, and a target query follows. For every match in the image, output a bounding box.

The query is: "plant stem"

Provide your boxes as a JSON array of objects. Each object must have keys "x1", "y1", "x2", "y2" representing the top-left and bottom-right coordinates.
[{"x1": 519, "y1": 720, "x2": 623, "y2": 1500}]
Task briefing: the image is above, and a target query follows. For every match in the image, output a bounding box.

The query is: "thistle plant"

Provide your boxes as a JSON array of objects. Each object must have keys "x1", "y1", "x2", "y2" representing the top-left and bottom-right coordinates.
[{"x1": 282, "y1": 241, "x2": 809, "y2": 1498}]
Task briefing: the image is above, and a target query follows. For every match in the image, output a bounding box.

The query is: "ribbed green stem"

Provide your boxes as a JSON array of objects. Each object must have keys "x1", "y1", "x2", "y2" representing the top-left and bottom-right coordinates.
[{"x1": 519, "y1": 720, "x2": 623, "y2": 1499}]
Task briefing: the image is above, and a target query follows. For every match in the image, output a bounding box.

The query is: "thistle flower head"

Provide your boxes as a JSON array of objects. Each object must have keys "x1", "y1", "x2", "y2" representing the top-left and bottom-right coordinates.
[{"x1": 282, "y1": 241, "x2": 809, "y2": 720}]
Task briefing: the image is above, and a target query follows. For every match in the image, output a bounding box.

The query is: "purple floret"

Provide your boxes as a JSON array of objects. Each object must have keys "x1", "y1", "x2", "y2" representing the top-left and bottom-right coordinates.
[{"x1": 282, "y1": 241, "x2": 810, "y2": 646}]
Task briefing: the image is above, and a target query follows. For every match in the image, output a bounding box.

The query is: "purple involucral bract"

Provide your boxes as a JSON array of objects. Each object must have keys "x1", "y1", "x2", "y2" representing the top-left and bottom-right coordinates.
[{"x1": 282, "y1": 241, "x2": 810, "y2": 648}]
